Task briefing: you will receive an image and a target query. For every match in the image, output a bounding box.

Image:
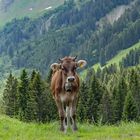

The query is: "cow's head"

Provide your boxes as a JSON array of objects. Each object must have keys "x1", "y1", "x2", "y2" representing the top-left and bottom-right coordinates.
[{"x1": 50, "y1": 56, "x2": 87, "y2": 92}]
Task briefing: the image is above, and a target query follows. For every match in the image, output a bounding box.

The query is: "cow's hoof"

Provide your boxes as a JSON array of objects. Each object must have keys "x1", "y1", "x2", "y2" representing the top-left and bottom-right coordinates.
[
  {"x1": 73, "y1": 128, "x2": 78, "y2": 131},
  {"x1": 73, "y1": 126, "x2": 78, "y2": 132},
  {"x1": 60, "y1": 127, "x2": 65, "y2": 132}
]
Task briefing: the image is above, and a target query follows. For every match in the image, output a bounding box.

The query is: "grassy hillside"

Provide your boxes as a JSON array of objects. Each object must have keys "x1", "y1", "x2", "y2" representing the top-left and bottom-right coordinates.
[
  {"x1": 81, "y1": 41, "x2": 140, "y2": 79},
  {"x1": 0, "y1": 0, "x2": 64, "y2": 27},
  {"x1": 105, "y1": 41, "x2": 140, "y2": 67},
  {"x1": 0, "y1": 115, "x2": 140, "y2": 140}
]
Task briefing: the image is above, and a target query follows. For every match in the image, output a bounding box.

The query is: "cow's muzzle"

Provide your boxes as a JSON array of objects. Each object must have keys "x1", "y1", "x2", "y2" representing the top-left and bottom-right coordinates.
[
  {"x1": 65, "y1": 82, "x2": 72, "y2": 92},
  {"x1": 65, "y1": 76, "x2": 75, "y2": 92}
]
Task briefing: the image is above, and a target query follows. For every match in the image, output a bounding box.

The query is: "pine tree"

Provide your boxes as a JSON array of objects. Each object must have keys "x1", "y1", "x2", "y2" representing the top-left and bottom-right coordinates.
[
  {"x1": 99, "y1": 48, "x2": 106, "y2": 66},
  {"x1": 113, "y1": 77, "x2": 127, "y2": 122},
  {"x1": 87, "y1": 75, "x2": 103, "y2": 123},
  {"x1": 96, "y1": 67, "x2": 102, "y2": 79},
  {"x1": 123, "y1": 91, "x2": 138, "y2": 121},
  {"x1": 30, "y1": 70, "x2": 37, "y2": 81},
  {"x1": 46, "y1": 69, "x2": 53, "y2": 83},
  {"x1": 18, "y1": 69, "x2": 29, "y2": 121},
  {"x1": 31, "y1": 72, "x2": 47, "y2": 122},
  {"x1": 99, "y1": 86, "x2": 114, "y2": 124},
  {"x1": 85, "y1": 68, "x2": 95, "y2": 83},
  {"x1": 25, "y1": 70, "x2": 38, "y2": 121},
  {"x1": 3, "y1": 73, "x2": 18, "y2": 117},
  {"x1": 129, "y1": 69, "x2": 140, "y2": 116},
  {"x1": 44, "y1": 82, "x2": 58, "y2": 122},
  {"x1": 77, "y1": 82, "x2": 89, "y2": 122}
]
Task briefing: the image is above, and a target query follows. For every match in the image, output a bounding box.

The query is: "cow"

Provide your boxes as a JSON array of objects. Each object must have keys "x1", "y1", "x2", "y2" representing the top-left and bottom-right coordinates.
[{"x1": 50, "y1": 56, "x2": 87, "y2": 132}]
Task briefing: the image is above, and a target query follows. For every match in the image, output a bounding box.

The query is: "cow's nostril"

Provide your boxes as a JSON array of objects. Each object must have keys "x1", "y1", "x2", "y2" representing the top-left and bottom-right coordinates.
[
  {"x1": 69, "y1": 78, "x2": 74, "y2": 82},
  {"x1": 67, "y1": 76, "x2": 75, "y2": 82}
]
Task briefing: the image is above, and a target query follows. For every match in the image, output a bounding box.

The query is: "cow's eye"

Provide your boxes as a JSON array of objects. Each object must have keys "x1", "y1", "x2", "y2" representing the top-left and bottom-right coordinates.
[
  {"x1": 61, "y1": 67, "x2": 65, "y2": 70},
  {"x1": 62, "y1": 67, "x2": 67, "y2": 72},
  {"x1": 73, "y1": 67, "x2": 76, "y2": 71}
]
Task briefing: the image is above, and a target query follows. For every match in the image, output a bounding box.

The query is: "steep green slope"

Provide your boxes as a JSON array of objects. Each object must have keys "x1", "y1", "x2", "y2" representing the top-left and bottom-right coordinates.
[
  {"x1": 0, "y1": 0, "x2": 64, "y2": 27},
  {"x1": 105, "y1": 41, "x2": 140, "y2": 67},
  {"x1": 81, "y1": 41, "x2": 140, "y2": 78},
  {"x1": 0, "y1": 115, "x2": 140, "y2": 140}
]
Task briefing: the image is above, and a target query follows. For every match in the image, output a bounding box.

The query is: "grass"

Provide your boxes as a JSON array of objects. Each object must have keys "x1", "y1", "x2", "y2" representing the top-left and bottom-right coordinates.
[
  {"x1": 0, "y1": 115, "x2": 140, "y2": 140},
  {"x1": 0, "y1": 0, "x2": 64, "y2": 27}
]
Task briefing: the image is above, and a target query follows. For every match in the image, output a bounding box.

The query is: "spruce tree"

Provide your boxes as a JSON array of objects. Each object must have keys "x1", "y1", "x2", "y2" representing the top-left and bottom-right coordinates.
[
  {"x1": 113, "y1": 77, "x2": 127, "y2": 122},
  {"x1": 46, "y1": 69, "x2": 53, "y2": 83},
  {"x1": 3, "y1": 73, "x2": 18, "y2": 117},
  {"x1": 44, "y1": 83, "x2": 58, "y2": 122},
  {"x1": 96, "y1": 67, "x2": 102, "y2": 79},
  {"x1": 77, "y1": 82, "x2": 89, "y2": 122},
  {"x1": 123, "y1": 91, "x2": 138, "y2": 121},
  {"x1": 30, "y1": 70, "x2": 37, "y2": 81},
  {"x1": 85, "y1": 68, "x2": 95, "y2": 83},
  {"x1": 99, "y1": 86, "x2": 114, "y2": 124},
  {"x1": 129, "y1": 69, "x2": 140, "y2": 116},
  {"x1": 87, "y1": 75, "x2": 102, "y2": 123},
  {"x1": 99, "y1": 48, "x2": 106, "y2": 66},
  {"x1": 26, "y1": 70, "x2": 38, "y2": 121},
  {"x1": 31, "y1": 72, "x2": 46, "y2": 122},
  {"x1": 18, "y1": 69, "x2": 29, "y2": 121}
]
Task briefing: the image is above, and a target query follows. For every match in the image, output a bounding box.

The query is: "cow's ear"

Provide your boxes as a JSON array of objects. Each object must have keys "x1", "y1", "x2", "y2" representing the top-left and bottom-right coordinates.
[
  {"x1": 77, "y1": 60, "x2": 87, "y2": 68},
  {"x1": 50, "y1": 63, "x2": 61, "y2": 71}
]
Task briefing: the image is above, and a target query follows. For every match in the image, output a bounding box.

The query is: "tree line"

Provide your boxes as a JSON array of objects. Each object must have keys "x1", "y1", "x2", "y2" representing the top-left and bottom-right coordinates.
[
  {"x1": 78, "y1": 66, "x2": 140, "y2": 123},
  {"x1": 3, "y1": 66, "x2": 140, "y2": 124},
  {"x1": 120, "y1": 47, "x2": 140, "y2": 68},
  {"x1": 3, "y1": 70, "x2": 57, "y2": 122}
]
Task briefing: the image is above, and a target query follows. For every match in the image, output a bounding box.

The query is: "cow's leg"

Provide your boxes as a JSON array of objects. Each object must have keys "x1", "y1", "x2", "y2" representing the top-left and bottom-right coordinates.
[
  {"x1": 70, "y1": 98, "x2": 78, "y2": 131},
  {"x1": 65, "y1": 106, "x2": 70, "y2": 130},
  {"x1": 55, "y1": 99, "x2": 66, "y2": 132}
]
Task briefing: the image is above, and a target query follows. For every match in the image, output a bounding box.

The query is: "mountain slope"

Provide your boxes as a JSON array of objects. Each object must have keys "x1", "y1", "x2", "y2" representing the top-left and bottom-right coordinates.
[
  {"x1": 0, "y1": 115, "x2": 140, "y2": 140},
  {"x1": 0, "y1": 0, "x2": 140, "y2": 90},
  {"x1": 106, "y1": 42, "x2": 140, "y2": 67},
  {"x1": 0, "y1": 0, "x2": 64, "y2": 27},
  {"x1": 80, "y1": 41, "x2": 140, "y2": 79}
]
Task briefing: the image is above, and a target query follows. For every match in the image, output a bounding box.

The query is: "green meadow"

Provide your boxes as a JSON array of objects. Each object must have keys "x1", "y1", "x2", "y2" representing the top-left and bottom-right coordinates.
[
  {"x1": 0, "y1": 115, "x2": 140, "y2": 140},
  {"x1": 0, "y1": 0, "x2": 64, "y2": 27}
]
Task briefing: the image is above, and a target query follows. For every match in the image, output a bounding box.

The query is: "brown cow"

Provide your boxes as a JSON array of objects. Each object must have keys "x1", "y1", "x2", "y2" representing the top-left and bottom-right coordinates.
[{"x1": 50, "y1": 56, "x2": 87, "y2": 132}]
